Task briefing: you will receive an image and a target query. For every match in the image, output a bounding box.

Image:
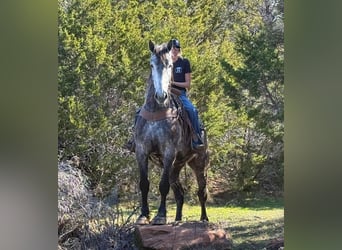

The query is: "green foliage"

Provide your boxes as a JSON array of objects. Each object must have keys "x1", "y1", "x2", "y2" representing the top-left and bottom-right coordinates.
[
  {"x1": 220, "y1": 21, "x2": 284, "y2": 191},
  {"x1": 58, "y1": 0, "x2": 137, "y2": 195},
  {"x1": 58, "y1": 0, "x2": 284, "y2": 198}
]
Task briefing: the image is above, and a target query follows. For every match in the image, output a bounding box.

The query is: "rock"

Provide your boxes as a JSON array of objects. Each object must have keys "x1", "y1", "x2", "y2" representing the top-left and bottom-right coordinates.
[
  {"x1": 135, "y1": 221, "x2": 232, "y2": 250},
  {"x1": 265, "y1": 237, "x2": 284, "y2": 250}
]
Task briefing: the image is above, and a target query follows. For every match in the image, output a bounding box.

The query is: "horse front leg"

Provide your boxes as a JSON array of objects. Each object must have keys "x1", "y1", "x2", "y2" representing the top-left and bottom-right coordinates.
[
  {"x1": 136, "y1": 151, "x2": 150, "y2": 225},
  {"x1": 151, "y1": 154, "x2": 175, "y2": 225}
]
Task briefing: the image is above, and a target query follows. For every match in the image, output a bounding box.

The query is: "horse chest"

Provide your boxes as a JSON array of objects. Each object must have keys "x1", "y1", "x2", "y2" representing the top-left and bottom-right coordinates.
[{"x1": 143, "y1": 122, "x2": 171, "y2": 141}]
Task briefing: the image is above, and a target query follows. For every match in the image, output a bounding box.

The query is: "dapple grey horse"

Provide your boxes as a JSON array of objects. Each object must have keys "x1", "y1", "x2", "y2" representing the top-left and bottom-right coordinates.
[{"x1": 135, "y1": 40, "x2": 209, "y2": 225}]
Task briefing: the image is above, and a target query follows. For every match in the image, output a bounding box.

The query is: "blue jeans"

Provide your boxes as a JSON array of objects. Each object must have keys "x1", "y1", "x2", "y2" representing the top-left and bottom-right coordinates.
[{"x1": 179, "y1": 90, "x2": 202, "y2": 141}]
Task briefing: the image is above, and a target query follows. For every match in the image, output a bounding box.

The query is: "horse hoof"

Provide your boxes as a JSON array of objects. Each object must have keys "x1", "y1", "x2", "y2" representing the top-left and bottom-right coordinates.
[
  {"x1": 201, "y1": 217, "x2": 209, "y2": 223},
  {"x1": 172, "y1": 220, "x2": 182, "y2": 226},
  {"x1": 151, "y1": 216, "x2": 166, "y2": 225},
  {"x1": 136, "y1": 215, "x2": 150, "y2": 225}
]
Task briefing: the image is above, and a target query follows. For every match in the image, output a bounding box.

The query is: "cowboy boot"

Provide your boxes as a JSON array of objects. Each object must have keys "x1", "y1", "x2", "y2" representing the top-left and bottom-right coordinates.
[{"x1": 191, "y1": 132, "x2": 204, "y2": 150}]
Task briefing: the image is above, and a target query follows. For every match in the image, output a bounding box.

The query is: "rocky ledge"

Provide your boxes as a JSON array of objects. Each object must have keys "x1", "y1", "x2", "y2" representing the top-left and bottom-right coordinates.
[{"x1": 135, "y1": 221, "x2": 232, "y2": 250}]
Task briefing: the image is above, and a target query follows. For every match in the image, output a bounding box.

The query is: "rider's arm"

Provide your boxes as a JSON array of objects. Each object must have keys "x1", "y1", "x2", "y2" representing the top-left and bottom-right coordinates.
[{"x1": 172, "y1": 72, "x2": 191, "y2": 90}]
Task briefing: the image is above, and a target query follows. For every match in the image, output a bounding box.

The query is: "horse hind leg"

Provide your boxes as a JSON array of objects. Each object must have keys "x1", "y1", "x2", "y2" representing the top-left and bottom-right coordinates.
[
  {"x1": 196, "y1": 170, "x2": 209, "y2": 221},
  {"x1": 169, "y1": 165, "x2": 185, "y2": 222},
  {"x1": 189, "y1": 157, "x2": 209, "y2": 222}
]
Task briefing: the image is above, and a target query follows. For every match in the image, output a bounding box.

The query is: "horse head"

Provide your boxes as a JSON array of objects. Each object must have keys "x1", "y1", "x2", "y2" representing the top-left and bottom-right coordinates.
[{"x1": 148, "y1": 40, "x2": 173, "y2": 106}]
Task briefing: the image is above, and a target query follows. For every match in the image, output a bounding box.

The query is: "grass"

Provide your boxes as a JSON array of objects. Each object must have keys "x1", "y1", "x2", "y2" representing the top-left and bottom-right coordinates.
[{"x1": 119, "y1": 196, "x2": 284, "y2": 250}]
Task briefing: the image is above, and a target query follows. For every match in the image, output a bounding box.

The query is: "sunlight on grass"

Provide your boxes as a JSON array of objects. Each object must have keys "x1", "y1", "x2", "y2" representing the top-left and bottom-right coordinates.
[
  {"x1": 164, "y1": 202, "x2": 283, "y2": 223},
  {"x1": 171, "y1": 203, "x2": 284, "y2": 249},
  {"x1": 117, "y1": 197, "x2": 284, "y2": 249}
]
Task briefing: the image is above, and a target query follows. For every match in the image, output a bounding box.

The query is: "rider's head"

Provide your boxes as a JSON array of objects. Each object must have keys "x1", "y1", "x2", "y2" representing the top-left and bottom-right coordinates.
[
  {"x1": 170, "y1": 38, "x2": 181, "y2": 59},
  {"x1": 171, "y1": 39, "x2": 181, "y2": 49}
]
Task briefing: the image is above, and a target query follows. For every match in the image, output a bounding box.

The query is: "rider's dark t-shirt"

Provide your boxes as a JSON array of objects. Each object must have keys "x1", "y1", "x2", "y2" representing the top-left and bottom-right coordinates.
[{"x1": 173, "y1": 57, "x2": 191, "y2": 91}]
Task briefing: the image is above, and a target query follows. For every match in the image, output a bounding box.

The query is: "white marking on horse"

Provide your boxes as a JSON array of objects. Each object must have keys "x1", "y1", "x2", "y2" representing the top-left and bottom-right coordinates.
[{"x1": 150, "y1": 48, "x2": 172, "y2": 105}]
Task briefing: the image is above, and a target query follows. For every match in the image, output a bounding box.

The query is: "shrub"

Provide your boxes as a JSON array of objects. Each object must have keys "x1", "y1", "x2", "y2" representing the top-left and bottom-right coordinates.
[{"x1": 58, "y1": 160, "x2": 138, "y2": 249}]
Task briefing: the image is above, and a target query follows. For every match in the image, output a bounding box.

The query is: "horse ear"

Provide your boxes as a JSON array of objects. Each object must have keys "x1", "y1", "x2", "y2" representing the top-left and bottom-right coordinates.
[
  {"x1": 149, "y1": 40, "x2": 154, "y2": 52},
  {"x1": 167, "y1": 40, "x2": 172, "y2": 51}
]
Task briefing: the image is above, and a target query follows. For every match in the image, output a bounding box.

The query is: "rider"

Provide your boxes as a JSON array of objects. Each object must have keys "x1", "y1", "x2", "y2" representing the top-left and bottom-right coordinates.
[{"x1": 170, "y1": 38, "x2": 204, "y2": 149}]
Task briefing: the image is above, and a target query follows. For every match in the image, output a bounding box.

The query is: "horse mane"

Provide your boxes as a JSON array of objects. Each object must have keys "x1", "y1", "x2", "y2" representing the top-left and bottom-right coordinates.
[
  {"x1": 153, "y1": 42, "x2": 170, "y2": 55},
  {"x1": 151, "y1": 42, "x2": 171, "y2": 66}
]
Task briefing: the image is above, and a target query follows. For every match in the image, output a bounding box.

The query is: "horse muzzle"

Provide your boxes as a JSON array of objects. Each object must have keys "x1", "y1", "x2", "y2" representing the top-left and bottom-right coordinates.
[{"x1": 155, "y1": 91, "x2": 168, "y2": 105}]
